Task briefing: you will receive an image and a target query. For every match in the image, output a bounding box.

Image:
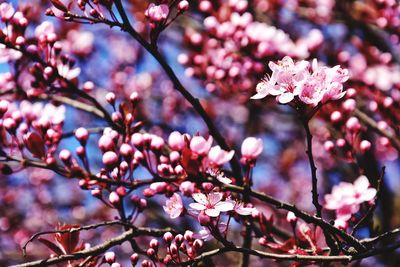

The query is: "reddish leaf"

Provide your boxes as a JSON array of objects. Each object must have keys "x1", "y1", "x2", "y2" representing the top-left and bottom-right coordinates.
[
  {"x1": 55, "y1": 224, "x2": 80, "y2": 254},
  {"x1": 37, "y1": 238, "x2": 63, "y2": 255},
  {"x1": 181, "y1": 147, "x2": 201, "y2": 176},
  {"x1": 264, "y1": 238, "x2": 296, "y2": 253},
  {"x1": 24, "y1": 132, "x2": 46, "y2": 158}
]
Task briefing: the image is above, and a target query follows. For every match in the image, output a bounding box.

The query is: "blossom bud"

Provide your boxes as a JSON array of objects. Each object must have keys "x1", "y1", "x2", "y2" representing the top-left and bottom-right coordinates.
[
  {"x1": 120, "y1": 143, "x2": 133, "y2": 158},
  {"x1": 3, "y1": 118, "x2": 16, "y2": 132},
  {"x1": 149, "y1": 239, "x2": 159, "y2": 249},
  {"x1": 178, "y1": 0, "x2": 189, "y2": 11},
  {"x1": 198, "y1": 211, "x2": 211, "y2": 226},
  {"x1": 131, "y1": 133, "x2": 144, "y2": 148},
  {"x1": 175, "y1": 234, "x2": 184, "y2": 244},
  {"x1": 163, "y1": 232, "x2": 174, "y2": 243},
  {"x1": 360, "y1": 140, "x2": 371, "y2": 152},
  {"x1": 143, "y1": 188, "x2": 156, "y2": 198},
  {"x1": 91, "y1": 188, "x2": 102, "y2": 198},
  {"x1": 0, "y1": 99, "x2": 9, "y2": 116},
  {"x1": 109, "y1": 192, "x2": 120, "y2": 205},
  {"x1": 130, "y1": 253, "x2": 139, "y2": 265},
  {"x1": 75, "y1": 127, "x2": 89, "y2": 145},
  {"x1": 241, "y1": 137, "x2": 263, "y2": 163},
  {"x1": 168, "y1": 131, "x2": 185, "y2": 151},
  {"x1": 59, "y1": 149, "x2": 72, "y2": 163},
  {"x1": 105, "y1": 92, "x2": 116, "y2": 106},
  {"x1": 324, "y1": 140, "x2": 335, "y2": 152},
  {"x1": 330, "y1": 111, "x2": 342, "y2": 122},
  {"x1": 342, "y1": 99, "x2": 356, "y2": 112},
  {"x1": 98, "y1": 135, "x2": 114, "y2": 152},
  {"x1": 193, "y1": 239, "x2": 204, "y2": 250},
  {"x1": 286, "y1": 211, "x2": 297, "y2": 223},
  {"x1": 184, "y1": 230, "x2": 193, "y2": 242},
  {"x1": 111, "y1": 264, "x2": 121, "y2": 267},
  {"x1": 104, "y1": 251, "x2": 116, "y2": 263},
  {"x1": 146, "y1": 248, "x2": 156, "y2": 258},
  {"x1": 346, "y1": 117, "x2": 361, "y2": 132},
  {"x1": 83, "y1": 81, "x2": 94, "y2": 92},
  {"x1": 102, "y1": 151, "x2": 118, "y2": 169},
  {"x1": 169, "y1": 243, "x2": 178, "y2": 255},
  {"x1": 76, "y1": 146, "x2": 85, "y2": 158},
  {"x1": 116, "y1": 186, "x2": 127, "y2": 197}
]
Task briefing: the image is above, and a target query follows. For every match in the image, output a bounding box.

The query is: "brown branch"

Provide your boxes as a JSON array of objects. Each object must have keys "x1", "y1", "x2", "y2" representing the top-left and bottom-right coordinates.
[{"x1": 221, "y1": 183, "x2": 367, "y2": 252}]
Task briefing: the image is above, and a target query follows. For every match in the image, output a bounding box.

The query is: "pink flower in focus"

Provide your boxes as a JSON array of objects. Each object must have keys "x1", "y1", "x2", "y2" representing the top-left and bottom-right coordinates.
[
  {"x1": 241, "y1": 137, "x2": 263, "y2": 161},
  {"x1": 251, "y1": 56, "x2": 309, "y2": 103},
  {"x1": 190, "y1": 136, "x2": 213, "y2": 156},
  {"x1": 207, "y1": 146, "x2": 234, "y2": 166},
  {"x1": 163, "y1": 193, "x2": 184, "y2": 219},
  {"x1": 145, "y1": 3, "x2": 169, "y2": 22},
  {"x1": 252, "y1": 57, "x2": 349, "y2": 105},
  {"x1": 189, "y1": 192, "x2": 234, "y2": 217}
]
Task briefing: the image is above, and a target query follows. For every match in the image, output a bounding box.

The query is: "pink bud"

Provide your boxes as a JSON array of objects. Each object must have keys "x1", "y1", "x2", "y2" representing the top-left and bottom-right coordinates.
[
  {"x1": 120, "y1": 143, "x2": 133, "y2": 158},
  {"x1": 336, "y1": 138, "x2": 346, "y2": 147},
  {"x1": 109, "y1": 192, "x2": 120, "y2": 205},
  {"x1": 178, "y1": 0, "x2": 189, "y2": 11},
  {"x1": 184, "y1": 230, "x2": 193, "y2": 241},
  {"x1": 91, "y1": 188, "x2": 101, "y2": 198},
  {"x1": 131, "y1": 133, "x2": 144, "y2": 148},
  {"x1": 150, "y1": 135, "x2": 165, "y2": 150},
  {"x1": 286, "y1": 211, "x2": 297, "y2": 223},
  {"x1": 330, "y1": 111, "x2": 342, "y2": 122},
  {"x1": 105, "y1": 92, "x2": 116, "y2": 105},
  {"x1": 175, "y1": 234, "x2": 184, "y2": 244},
  {"x1": 3, "y1": 118, "x2": 16, "y2": 132},
  {"x1": 98, "y1": 135, "x2": 115, "y2": 152},
  {"x1": 360, "y1": 140, "x2": 371, "y2": 152},
  {"x1": 163, "y1": 232, "x2": 174, "y2": 243},
  {"x1": 241, "y1": 137, "x2": 263, "y2": 161},
  {"x1": 169, "y1": 151, "x2": 181, "y2": 163},
  {"x1": 0, "y1": 99, "x2": 9, "y2": 116},
  {"x1": 346, "y1": 117, "x2": 361, "y2": 132},
  {"x1": 324, "y1": 140, "x2": 335, "y2": 151},
  {"x1": 76, "y1": 146, "x2": 85, "y2": 157},
  {"x1": 149, "y1": 239, "x2": 158, "y2": 249},
  {"x1": 59, "y1": 149, "x2": 72, "y2": 162},
  {"x1": 130, "y1": 253, "x2": 139, "y2": 265},
  {"x1": 198, "y1": 211, "x2": 211, "y2": 226},
  {"x1": 193, "y1": 239, "x2": 204, "y2": 249},
  {"x1": 342, "y1": 99, "x2": 356, "y2": 112},
  {"x1": 104, "y1": 251, "x2": 116, "y2": 263},
  {"x1": 75, "y1": 127, "x2": 89, "y2": 144},
  {"x1": 147, "y1": 248, "x2": 156, "y2": 257},
  {"x1": 168, "y1": 131, "x2": 185, "y2": 151},
  {"x1": 102, "y1": 151, "x2": 118, "y2": 169},
  {"x1": 111, "y1": 263, "x2": 121, "y2": 267}
]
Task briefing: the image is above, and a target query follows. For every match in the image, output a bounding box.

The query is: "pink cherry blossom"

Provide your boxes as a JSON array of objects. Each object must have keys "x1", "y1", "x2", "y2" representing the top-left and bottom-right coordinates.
[
  {"x1": 207, "y1": 146, "x2": 234, "y2": 166},
  {"x1": 163, "y1": 193, "x2": 184, "y2": 219},
  {"x1": 252, "y1": 57, "x2": 349, "y2": 106},
  {"x1": 241, "y1": 137, "x2": 263, "y2": 160},
  {"x1": 190, "y1": 136, "x2": 213, "y2": 156},
  {"x1": 324, "y1": 175, "x2": 377, "y2": 223},
  {"x1": 189, "y1": 192, "x2": 234, "y2": 217},
  {"x1": 145, "y1": 4, "x2": 169, "y2": 22},
  {"x1": 251, "y1": 56, "x2": 309, "y2": 103}
]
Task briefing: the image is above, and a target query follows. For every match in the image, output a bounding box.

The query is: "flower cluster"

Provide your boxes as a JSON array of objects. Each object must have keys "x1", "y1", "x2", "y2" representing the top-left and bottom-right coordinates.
[{"x1": 252, "y1": 56, "x2": 349, "y2": 106}]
